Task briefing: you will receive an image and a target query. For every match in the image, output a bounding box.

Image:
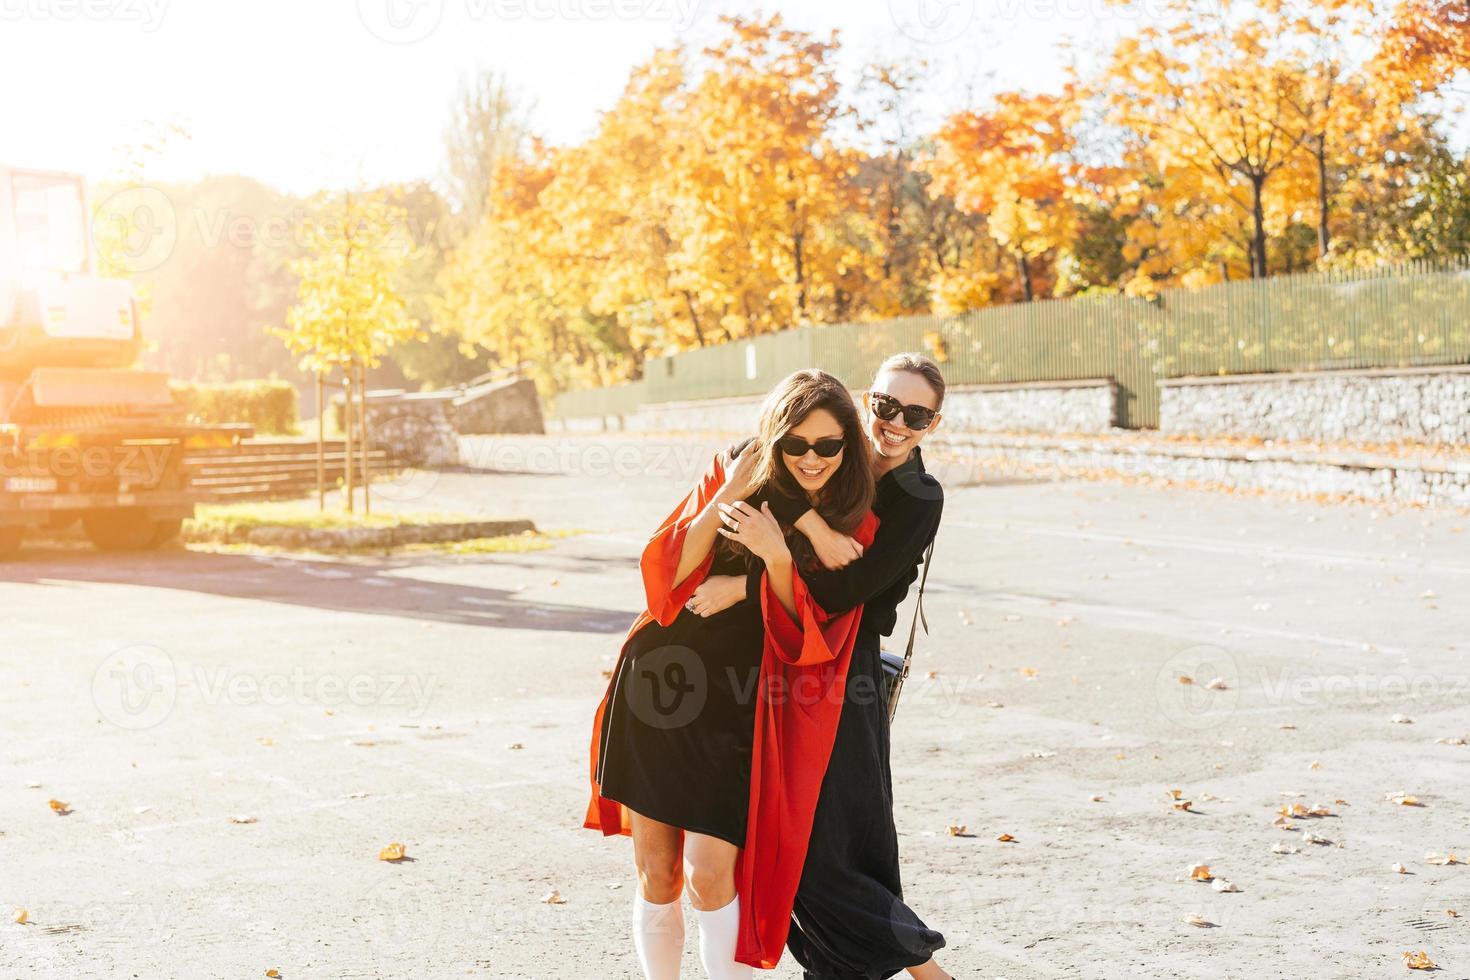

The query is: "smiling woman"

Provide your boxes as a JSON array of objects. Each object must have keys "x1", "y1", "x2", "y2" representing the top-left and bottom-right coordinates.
[{"x1": 585, "y1": 369, "x2": 880, "y2": 977}]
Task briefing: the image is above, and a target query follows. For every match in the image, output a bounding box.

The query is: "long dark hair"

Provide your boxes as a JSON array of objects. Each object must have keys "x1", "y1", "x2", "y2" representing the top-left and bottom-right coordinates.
[{"x1": 720, "y1": 369, "x2": 874, "y2": 567}]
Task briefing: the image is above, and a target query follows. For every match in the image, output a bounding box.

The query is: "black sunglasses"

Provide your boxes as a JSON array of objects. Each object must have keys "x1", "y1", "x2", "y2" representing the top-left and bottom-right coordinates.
[
  {"x1": 869, "y1": 391, "x2": 937, "y2": 430},
  {"x1": 776, "y1": 435, "x2": 846, "y2": 458}
]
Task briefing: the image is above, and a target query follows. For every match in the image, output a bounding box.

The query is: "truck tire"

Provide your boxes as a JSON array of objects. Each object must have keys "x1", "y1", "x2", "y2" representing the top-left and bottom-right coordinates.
[
  {"x1": 0, "y1": 526, "x2": 22, "y2": 559},
  {"x1": 83, "y1": 511, "x2": 178, "y2": 551}
]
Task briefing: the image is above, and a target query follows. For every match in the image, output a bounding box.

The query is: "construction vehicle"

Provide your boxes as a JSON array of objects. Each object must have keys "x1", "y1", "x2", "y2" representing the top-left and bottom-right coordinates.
[{"x1": 0, "y1": 164, "x2": 245, "y2": 557}]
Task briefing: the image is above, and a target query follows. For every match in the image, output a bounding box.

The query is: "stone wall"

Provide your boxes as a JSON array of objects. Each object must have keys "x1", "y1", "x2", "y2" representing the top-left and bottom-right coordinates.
[
  {"x1": 941, "y1": 378, "x2": 1118, "y2": 434},
  {"x1": 452, "y1": 377, "x2": 545, "y2": 435},
  {"x1": 551, "y1": 378, "x2": 1120, "y2": 436},
  {"x1": 1160, "y1": 365, "x2": 1470, "y2": 445},
  {"x1": 347, "y1": 390, "x2": 462, "y2": 468}
]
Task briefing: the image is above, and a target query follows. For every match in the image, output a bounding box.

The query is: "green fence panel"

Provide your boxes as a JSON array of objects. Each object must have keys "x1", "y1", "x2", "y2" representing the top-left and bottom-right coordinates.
[{"x1": 549, "y1": 256, "x2": 1470, "y2": 429}]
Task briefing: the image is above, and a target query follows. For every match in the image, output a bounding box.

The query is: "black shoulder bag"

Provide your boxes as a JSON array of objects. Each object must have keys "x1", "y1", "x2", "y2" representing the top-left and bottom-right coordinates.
[{"x1": 879, "y1": 538, "x2": 934, "y2": 721}]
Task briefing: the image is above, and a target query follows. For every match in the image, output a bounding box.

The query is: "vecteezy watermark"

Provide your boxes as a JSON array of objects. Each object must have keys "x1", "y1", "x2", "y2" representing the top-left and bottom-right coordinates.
[
  {"x1": 93, "y1": 644, "x2": 178, "y2": 731},
  {"x1": 92, "y1": 646, "x2": 439, "y2": 730},
  {"x1": 356, "y1": 0, "x2": 702, "y2": 45},
  {"x1": 989, "y1": 0, "x2": 1176, "y2": 22},
  {"x1": 1153, "y1": 643, "x2": 1241, "y2": 731},
  {"x1": 91, "y1": 185, "x2": 178, "y2": 275},
  {"x1": 888, "y1": 0, "x2": 975, "y2": 44},
  {"x1": 0, "y1": 0, "x2": 168, "y2": 31}
]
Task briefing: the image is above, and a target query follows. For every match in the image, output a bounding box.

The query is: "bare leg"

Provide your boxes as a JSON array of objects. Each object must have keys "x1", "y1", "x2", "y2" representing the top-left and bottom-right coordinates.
[
  {"x1": 631, "y1": 810, "x2": 685, "y2": 903},
  {"x1": 908, "y1": 959, "x2": 953, "y2": 980},
  {"x1": 629, "y1": 811, "x2": 687, "y2": 980},
  {"x1": 683, "y1": 832, "x2": 749, "y2": 979}
]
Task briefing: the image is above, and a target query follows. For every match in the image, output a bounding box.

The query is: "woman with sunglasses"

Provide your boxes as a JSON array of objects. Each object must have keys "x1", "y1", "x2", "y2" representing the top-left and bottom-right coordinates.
[
  {"x1": 694, "y1": 353, "x2": 952, "y2": 979},
  {"x1": 586, "y1": 369, "x2": 882, "y2": 979}
]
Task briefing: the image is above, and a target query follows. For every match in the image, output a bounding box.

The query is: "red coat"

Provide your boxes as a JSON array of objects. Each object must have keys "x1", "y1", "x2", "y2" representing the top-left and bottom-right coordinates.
[{"x1": 584, "y1": 452, "x2": 878, "y2": 969}]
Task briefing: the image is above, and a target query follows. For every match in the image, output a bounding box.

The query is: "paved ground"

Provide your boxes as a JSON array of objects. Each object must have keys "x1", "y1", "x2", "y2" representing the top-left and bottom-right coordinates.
[{"x1": 2, "y1": 433, "x2": 1468, "y2": 979}]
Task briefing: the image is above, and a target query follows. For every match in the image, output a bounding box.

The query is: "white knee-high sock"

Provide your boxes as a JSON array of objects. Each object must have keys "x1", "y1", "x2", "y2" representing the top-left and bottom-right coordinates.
[
  {"x1": 695, "y1": 896, "x2": 752, "y2": 980},
  {"x1": 633, "y1": 893, "x2": 685, "y2": 980}
]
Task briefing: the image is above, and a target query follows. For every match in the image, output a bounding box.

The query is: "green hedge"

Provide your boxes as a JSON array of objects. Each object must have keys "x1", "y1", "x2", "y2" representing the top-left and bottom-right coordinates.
[{"x1": 172, "y1": 380, "x2": 299, "y2": 435}]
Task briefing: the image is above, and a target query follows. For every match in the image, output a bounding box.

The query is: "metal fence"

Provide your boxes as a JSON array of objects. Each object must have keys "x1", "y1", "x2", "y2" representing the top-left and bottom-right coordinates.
[{"x1": 551, "y1": 255, "x2": 1470, "y2": 429}]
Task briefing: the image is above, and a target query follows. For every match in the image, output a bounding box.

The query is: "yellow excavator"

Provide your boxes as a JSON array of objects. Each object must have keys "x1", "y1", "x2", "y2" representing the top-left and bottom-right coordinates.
[{"x1": 0, "y1": 164, "x2": 243, "y2": 557}]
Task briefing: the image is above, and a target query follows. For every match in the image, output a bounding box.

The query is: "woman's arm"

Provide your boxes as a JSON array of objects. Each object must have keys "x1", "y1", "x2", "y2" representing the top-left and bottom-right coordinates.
[
  {"x1": 793, "y1": 488, "x2": 943, "y2": 616},
  {"x1": 716, "y1": 500, "x2": 797, "y2": 618},
  {"x1": 671, "y1": 448, "x2": 757, "y2": 589}
]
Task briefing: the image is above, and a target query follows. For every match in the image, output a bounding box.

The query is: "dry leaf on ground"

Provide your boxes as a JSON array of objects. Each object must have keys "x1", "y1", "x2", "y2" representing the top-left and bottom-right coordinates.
[
  {"x1": 11, "y1": 909, "x2": 27, "y2": 925},
  {"x1": 379, "y1": 843, "x2": 408, "y2": 862},
  {"x1": 48, "y1": 799, "x2": 69, "y2": 814},
  {"x1": 229, "y1": 815, "x2": 258, "y2": 825},
  {"x1": 1402, "y1": 951, "x2": 1436, "y2": 970},
  {"x1": 542, "y1": 890, "x2": 566, "y2": 904}
]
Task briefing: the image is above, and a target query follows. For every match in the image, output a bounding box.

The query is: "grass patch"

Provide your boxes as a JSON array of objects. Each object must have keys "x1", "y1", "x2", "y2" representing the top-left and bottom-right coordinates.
[{"x1": 187, "y1": 501, "x2": 486, "y2": 535}]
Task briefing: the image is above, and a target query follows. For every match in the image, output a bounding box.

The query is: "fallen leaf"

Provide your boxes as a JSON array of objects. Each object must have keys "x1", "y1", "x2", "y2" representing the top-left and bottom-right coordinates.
[
  {"x1": 1424, "y1": 852, "x2": 1460, "y2": 866},
  {"x1": 257, "y1": 737, "x2": 275, "y2": 747},
  {"x1": 506, "y1": 743, "x2": 524, "y2": 750},
  {"x1": 1302, "y1": 832, "x2": 1332, "y2": 845},
  {"x1": 1447, "y1": 910, "x2": 1460, "y2": 918},
  {"x1": 229, "y1": 814, "x2": 258, "y2": 825},
  {"x1": 996, "y1": 833, "x2": 1016, "y2": 843},
  {"x1": 1019, "y1": 667, "x2": 1038, "y2": 678},
  {"x1": 1187, "y1": 863, "x2": 1213, "y2": 882},
  {"x1": 926, "y1": 670, "x2": 938, "y2": 679},
  {"x1": 1309, "y1": 760, "x2": 1321, "y2": 770},
  {"x1": 1212, "y1": 878, "x2": 1240, "y2": 893},
  {"x1": 1173, "y1": 799, "x2": 1194, "y2": 812},
  {"x1": 1178, "y1": 675, "x2": 1195, "y2": 686},
  {"x1": 24, "y1": 782, "x2": 40, "y2": 789},
  {"x1": 1392, "y1": 863, "x2": 1409, "y2": 874},
  {"x1": 1089, "y1": 794, "x2": 1104, "y2": 803},
  {"x1": 1277, "y1": 723, "x2": 1297, "y2": 730},
  {"x1": 11, "y1": 908, "x2": 27, "y2": 925},
  {"x1": 946, "y1": 825, "x2": 969, "y2": 836},
  {"x1": 1205, "y1": 678, "x2": 1228, "y2": 690},
  {"x1": 1271, "y1": 842, "x2": 1299, "y2": 854},
  {"x1": 1435, "y1": 737, "x2": 1466, "y2": 746},
  {"x1": 1387, "y1": 792, "x2": 1424, "y2": 807},
  {"x1": 1184, "y1": 914, "x2": 1214, "y2": 928},
  {"x1": 266, "y1": 971, "x2": 280, "y2": 978},
  {"x1": 1402, "y1": 951, "x2": 1436, "y2": 970},
  {"x1": 1391, "y1": 714, "x2": 1415, "y2": 725},
  {"x1": 379, "y1": 842, "x2": 408, "y2": 862},
  {"x1": 48, "y1": 799, "x2": 69, "y2": 815},
  {"x1": 542, "y1": 889, "x2": 566, "y2": 904}
]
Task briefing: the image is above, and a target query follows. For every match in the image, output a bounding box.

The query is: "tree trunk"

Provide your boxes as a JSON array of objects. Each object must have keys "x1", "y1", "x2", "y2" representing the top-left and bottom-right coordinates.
[
  {"x1": 1250, "y1": 174, "x2": 1269, "y2": 279},
  {"x1": 1018, "y1": 251, "x2": 1035, "y2": 302},
  {"x1": 342, "y1": 372, "x2": 354, "y2": 514},
  {"x1": 357, "y1": 360, "x2": 371, "y2": 516},
  {"x1": 1315, "y1": 141, "x2": 1331, "y2": 258},
  {"x1": 315, "y1": 371, "x2": 325, "y2": 512}
]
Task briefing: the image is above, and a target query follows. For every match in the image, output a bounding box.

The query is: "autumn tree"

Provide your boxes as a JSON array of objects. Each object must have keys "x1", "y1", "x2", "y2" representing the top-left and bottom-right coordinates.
[
  {"x1": 924, "y1": 89, "x2": 1079, "y2": 301},
  {"x1": 271, "y1": 189, "x2": 421, "y2": 511}
]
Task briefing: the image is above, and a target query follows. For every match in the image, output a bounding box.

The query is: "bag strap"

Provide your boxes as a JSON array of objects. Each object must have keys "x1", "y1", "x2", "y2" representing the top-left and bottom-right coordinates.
[{"x1": 899, "y1": 537, "x2": 935, "y2": 674}]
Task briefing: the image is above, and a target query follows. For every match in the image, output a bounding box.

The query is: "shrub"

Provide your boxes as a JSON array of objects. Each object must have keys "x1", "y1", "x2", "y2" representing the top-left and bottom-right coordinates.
[{"x1": 173, "y1": 379, "x2": 299, "y2": 435}]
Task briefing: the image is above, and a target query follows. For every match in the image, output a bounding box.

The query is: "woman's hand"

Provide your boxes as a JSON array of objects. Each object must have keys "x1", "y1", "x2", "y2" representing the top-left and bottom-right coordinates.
[
  {"x1": 805, "y1": 518, "x2": 864, "y2": 570},
  {"x1": 685, "y1": 574, "x2": 747, "y2": 617},
  {"x1": 720, "y1": 444, "x2": 761, "y2": 501},
  {"x1": 716, "y1": 500, "x2": 789, "y2": 565}
]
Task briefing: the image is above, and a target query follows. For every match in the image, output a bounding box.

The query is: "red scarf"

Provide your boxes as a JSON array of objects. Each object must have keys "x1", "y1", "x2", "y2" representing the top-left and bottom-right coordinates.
[{"x1": 583, "y1": 452, "x2": 877, "y2": 969}]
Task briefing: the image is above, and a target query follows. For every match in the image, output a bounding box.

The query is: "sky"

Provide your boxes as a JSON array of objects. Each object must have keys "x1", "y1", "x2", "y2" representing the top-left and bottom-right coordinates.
[
  {"x1": 2, "y1": 0, "x2": 1464, "y2": 196},
  {"x1": 0, "y1": 0, "x2": 1142, "y2": 194}
]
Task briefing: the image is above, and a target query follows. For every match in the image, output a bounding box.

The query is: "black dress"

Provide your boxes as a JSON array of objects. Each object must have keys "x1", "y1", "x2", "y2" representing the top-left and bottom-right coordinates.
[
  {"x1": 768, "y1": 447, "x2": 947, "y2": 980},
  {"x1": 595, "y1": 493, "x2": 772, "y2": 847}
]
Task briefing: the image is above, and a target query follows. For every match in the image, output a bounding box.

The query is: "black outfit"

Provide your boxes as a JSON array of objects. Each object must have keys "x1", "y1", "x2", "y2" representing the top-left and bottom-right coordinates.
[
  {"x1": 765, "y1": 446, "x2": 947, "y2": 980},
  {"x1": 595, "y1": 491, "x2": 772, "y2": 848}
]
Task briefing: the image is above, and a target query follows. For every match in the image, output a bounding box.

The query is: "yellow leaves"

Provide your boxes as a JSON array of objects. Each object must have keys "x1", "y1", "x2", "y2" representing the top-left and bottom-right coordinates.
[
  {"x1": 1402, "y1": 951, "x2": 1436, "y2": 970},
  {"x1": 11, "y1": 908, "x2": 27, "y2": 925},
  {"x1": 1386, "y1": 792, "x2": 1424, "y2": 807},
  {"x1": 48, "y1": 799, "x2": 70, "y2": 815},
  {"x1": 1186, "y1": 863, "x2": 1214, "y2": 882},
  {"x1": 995, "y1": 833, "x2": 1016, "y2": 843},
  {"x1": 541, "y1": 889, "x2": 567, "y2": 904},
  {"x1": 379, "y1": 843, "x2": 408, "y2": 862}
]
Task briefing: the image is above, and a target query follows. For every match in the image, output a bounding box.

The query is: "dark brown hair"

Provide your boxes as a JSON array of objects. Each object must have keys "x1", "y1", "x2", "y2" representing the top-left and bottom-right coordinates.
[
  {"x1": 876, "y1": 352, "x2": 947, "y2": 409},
  {"x1": 720, "y1": 369, "x2": 874, "y2": 566}
]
